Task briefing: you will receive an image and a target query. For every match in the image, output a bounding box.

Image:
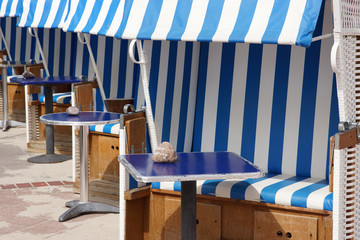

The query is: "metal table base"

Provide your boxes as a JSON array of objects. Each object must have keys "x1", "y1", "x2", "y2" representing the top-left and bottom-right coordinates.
[
  {"x1": 181, "y1": 181, "x2": 197, "y2": 240},
  {"x1": 28, "y1": 153, "x2": 71, "y2": 163}
]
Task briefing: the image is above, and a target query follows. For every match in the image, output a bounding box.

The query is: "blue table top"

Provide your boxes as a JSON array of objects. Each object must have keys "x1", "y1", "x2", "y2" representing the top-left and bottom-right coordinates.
[
  {"x1": 10, "y1": 76, "x2": 83, "y2": 85},
  {"x1": 40, "y1": 111, "x2": 121, "y2": 126},
  {"x1": 119, "y1": 152, "x2": 264, "y2": 183}
]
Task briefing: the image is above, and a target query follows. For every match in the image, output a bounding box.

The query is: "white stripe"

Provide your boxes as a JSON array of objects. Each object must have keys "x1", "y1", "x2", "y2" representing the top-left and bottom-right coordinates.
[
  {"x1": 154, "y1": 41, "x2": 170, "y2": 143},
  {"x1": 110, "y1": 39, "x2": 120, "y2": 99},
  {"x1": 44, "y1": 0, "x2": 62, "y2": 28},
  {"x1": 228, "y1": 43, "x2": 249, "y2": 155},
  {"x1": 58, "y1": 0, "x2": 68, "y2": 28},
  {"x1": 122, "y1": 0, "x2": 149, "y2": 39},
  {"x1": 29, "y1": 0, "x2": 45, "y2": 27},
  {"x1": 64, "y1": 32, "x2": 72, "y2": 76},
  {"x1": 201, "y1": 42, "x2": 222, "y2": 151},
  {"x1": 151, "y1": 0, "x2": 178, "y2": 40},
  {"x1": 215, "y1": 179, "x2": 239, "y2": 198},
  {"x1": 212, "y1": 0, "x2": 242, "y2": 42},
  {"x1": 244, "y1": 0, "x2": 275, "y2": 43},
  {"x1": 15, "y1": 21, "x2": 21, "y2": 61},
  {"x1": 277, "y1": 0, "x2": 307, "y2": 45},
  {"x1": 74, "y1": 0, "x2": 96, "y2": 33},
  {"x1": 169, "y1": 41, "x2": 185, "y2": 148},
  {"x1": 95, "y1": 124, "x2": 105, "y2": 132},
  {"x1": 53, "y1": 29, "x2": 61, "y2": 76},
  {"x1": 160, "y1": 182, "x2": 175, "y2": 191},
  {"x1": 0, "y1": 0, "x2": 8, "y2": 16},
  {"x1": 245, "y1": 174, "x2": 290, "y2": 202},
  {"x1": 124, "y1": 40, "x2": 134, "y2": 99},
  {"x1": 306, "y1": 186, "x2": 330, "y2": 210},
  {"x1": 196, "y1": 180, "x2": 206, "y2": 194},
  {"x1": 9, "y1": 0, "x2": 19, "y2": 16},
  {"x1": 5, "y1": 18, "x2": 11, "y2": 60},
  {"x1": 75, "y1": 40, "x2": 83, "y2": 77},
  {"x1": 106, "y1": 0, "x2": 125, "y2": 37},
  {"x1": 42, "y1": 29, "x2": 49, "y2": 74},
  {"x1": 274, "y1": 177, "x2": 319, "y2": 206},
  {"x1": 90, "y1": 0, "x2": 112, "y2": 35},
  {"x1": 184, "y1": 42, "x2": 200, "y2": 152},
  {"x1": 18, "y1": 1, "x2": 30, "y2": 26},
  {"x1": 310, "y1": 0, "x2": 333, "y2": 179},
  {"x1": 96, "y1": 36, "x2": 106, "y2": 93},
  {"x1": 253, "y1": 44, "x2": 276, "y2": 171},
  {"x1": 62, "y1": 0, "x2": 79, "y2": 31},
  {"x1": 281, "y1": 46, "x2": 305, "y2": 175},
  {"x1": 181, "y1": 0, "x2": 209, "y2": 41},
  {"x1": 25, "y1": 29, "x2": 31, "y2": 61},
  {"x1": 110, "y1": 124, "x2": 120, "y2": 134}
]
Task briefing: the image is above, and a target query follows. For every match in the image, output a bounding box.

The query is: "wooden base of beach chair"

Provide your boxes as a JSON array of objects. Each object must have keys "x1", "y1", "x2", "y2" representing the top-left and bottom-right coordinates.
[
  {"x1": 125, "y1": 189, "x2": 332, "y2": 240},
  {"x1": 0, "y1": 82, "x2": 26, "y2": 123}
]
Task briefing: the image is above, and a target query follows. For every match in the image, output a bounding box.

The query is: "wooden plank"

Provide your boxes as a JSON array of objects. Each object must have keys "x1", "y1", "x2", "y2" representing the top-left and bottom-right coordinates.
[
  {"x1": 254, "y1": 211, "x2": 317, "y2": 240},
  {"x1": 74, "y1": 83, "x2": 93, "y2": 111},
  {"x1": 106, "y1": 99, "x2": 134, "y2": 113},
  {"x1": 336, "y1": 128, "x2": 358, "y2": 149},
  {"x1": 125, "y1": 117, "x2": 146, "y2": 154},
  {"x1": 125, "y1": 186, "x2": 150, "y2": 200}
]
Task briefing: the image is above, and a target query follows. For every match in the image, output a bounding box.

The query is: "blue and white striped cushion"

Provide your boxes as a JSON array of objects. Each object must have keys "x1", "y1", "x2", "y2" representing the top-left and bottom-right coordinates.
[
  {"x1": 39, "y1": 92, "x2": 71, "y2": 104},
  {"x1": 151, "y1": 173, "x2": 332, "y2": 211},
  {"x1": 89, "y1": 123, "x2": 120, "y2": 135}
]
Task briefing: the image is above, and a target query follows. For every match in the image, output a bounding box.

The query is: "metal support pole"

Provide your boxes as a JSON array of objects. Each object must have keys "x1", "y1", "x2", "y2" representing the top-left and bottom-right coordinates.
[
  {"x1": 80, "y1": 125, "x2": 89, "y2": 203},
  {"x1": 79, "y1": 33, "x2": 108, "y2": 112},
  {"x1": 44, "y1": 85, "x2": 54, "y2": 154},
  {"x1": 2, "y1": 66, "x2": 8, "y2": 130},
  {"x1": 0, "y1": 27, "x2": 12, "y2": 61},
  {"x1": 181, "y1": 181, "x2": 197, "y2": 240}
]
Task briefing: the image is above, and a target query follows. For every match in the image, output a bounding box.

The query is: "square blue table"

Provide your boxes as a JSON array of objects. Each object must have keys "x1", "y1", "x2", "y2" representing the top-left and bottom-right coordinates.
[
  {"x1": 11, "y1": 76, "x2": 83, "y2": 163},
  {"x1": 1, "y1": 60, "x2": 32, "y2": 131},
  {"x1": 119, "y1": 151, "x2": 264, "y2": 240},
  {"x1": 41, "y1": 111, "x2": 122, "y2": 221}
]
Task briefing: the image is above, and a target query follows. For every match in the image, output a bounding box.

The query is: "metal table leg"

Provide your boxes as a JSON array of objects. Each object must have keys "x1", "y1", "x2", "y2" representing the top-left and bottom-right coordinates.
[
  {"x1": 59, "y1": 126, "x2": 119, "y2": 222},
  {"x1": 181, "y1": 181, "x2": 197, "y2": 240},
  {"x1": 28, "y1": 85, "x2": 71, "y2": 163}
]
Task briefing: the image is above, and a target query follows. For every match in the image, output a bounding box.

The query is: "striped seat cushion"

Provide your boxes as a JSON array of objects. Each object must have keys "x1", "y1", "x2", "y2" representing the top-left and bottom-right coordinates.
[
  {"x1": 89, "y1": 123, "x2": 120, "y2": 135},
  {"x1": 39, "y1": 92, "x2": 71, "y2": 104},
  {"x1": 151, "y1": 173, "x2": 332, "y2": 211}
]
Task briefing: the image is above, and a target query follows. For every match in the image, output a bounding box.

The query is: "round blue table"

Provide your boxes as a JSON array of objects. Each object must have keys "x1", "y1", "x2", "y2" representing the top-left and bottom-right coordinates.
[
  {"x1": 11, "y1": 76, "x2": 83, "y2": 163},
  {"x1": 41, "y1": 111, "x2": 121, "y2": 222}
]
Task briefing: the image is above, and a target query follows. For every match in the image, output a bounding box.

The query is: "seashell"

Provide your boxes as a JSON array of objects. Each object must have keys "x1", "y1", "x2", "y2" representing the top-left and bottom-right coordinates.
[
  {"x1": 22, "y1": 71, "x2": 35, "y2": 79},
  {"x1": 152, "y1": 141, "x2": 177, "y2": 163},
  {"x1": 66, "y1": 106, "x2": 80, "y2": 116}
]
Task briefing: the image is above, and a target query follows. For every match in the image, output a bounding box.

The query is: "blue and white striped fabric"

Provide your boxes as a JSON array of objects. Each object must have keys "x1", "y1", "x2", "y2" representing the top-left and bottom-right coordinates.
[
  {"x1": 17, "y1": 0, "x2": 68, "y2": 28},
  {"x1": 152, "y1": 173, "x2": 333, "y2": 211},
  {"x1": 39, "y1": 92, "x2": 71, "y2": 104},
  {"x1": 62, "y1": 0, "x2": 323, "y2": 47},
  {"x1": 90, "y1": 123, "x2": 120, "y2": 135},
  {"x1": 0, "y1": 0, "x2": 22, "y2": 17}
]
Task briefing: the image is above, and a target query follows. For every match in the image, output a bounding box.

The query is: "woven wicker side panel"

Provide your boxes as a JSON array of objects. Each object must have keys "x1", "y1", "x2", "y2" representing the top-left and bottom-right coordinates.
[
  {"x1": 28, "y1": 104, "x2": 40, "y2": 142},
  {"x1": 342, "y1": 0, "x2": 360, "y2": 35}
]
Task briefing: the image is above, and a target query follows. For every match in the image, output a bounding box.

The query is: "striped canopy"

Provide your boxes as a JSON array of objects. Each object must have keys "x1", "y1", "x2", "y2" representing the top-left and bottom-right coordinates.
[
  {"x1": 0, "y1": 0, "x2": 22, "y2": 17},
  {"x1": 17, "y1": 0, "x2": 68, "y2": 28},
  {"x1": 62, "y1": 0, "x2": 324, "y2": 47}
]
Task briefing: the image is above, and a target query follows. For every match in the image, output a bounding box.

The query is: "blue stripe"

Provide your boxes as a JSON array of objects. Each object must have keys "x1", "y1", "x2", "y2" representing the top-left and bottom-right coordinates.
[
  {"x1": 37, "y1": 0, "x2": 52, "y2": 27},
  {"x1": 231, "y1": 173, "x2": 277, "y2": 200},
  {"x1": 117, "y1": 39, "x2": 128, "y2": 98},
  {"x1": 137, "y1": 0, "x2": 163, "y2": 40},
  {"x1": 296, "y1": 0, "x2": 324, "y2": 47},
  {"x1": 98, "y1": 0, "x2": 121, "y2": 35},
  {"x1": 70, "y1": 33, "x2": 77, "y2": 76},
  {"x1": 10, "y1": 18, "x2": 17, "y2": 60},
  {"x1": 197, "y1": 0, "x2": 225, "y2": 42},
  {"x1": 261, "y1": 0, "x2": 290, "y2": 44},
  {"x1": 268, "y1": 45, "x2": 291, "y2": 173},
  {"x1": 58, "y1": 30, "x2": 66, "y2": 76},
  {"x1": 23, "y1": 0, "x2": 38, "y2": 27},
  {"x1": 174, "y1": 181, "x2": 181, "y2": 191},
  {"x1": 228, "y1": 0, "x2": 258, "y2": 42},
  {"x1": 47, "y1": 29, "x2": 55, "y2": 76},
  {"x1": 51, "y1": 0, "x2": 67, "y2": 28},
  {"x1": 96, "y1": 88, "x2": 103, "y2": 111},
  {"x1": 81, "y1": 1, "x2": 103, "y2": 33},
  {"x1": 67, "y1": 1, "x2": 86, "y2": 32},
  {"x1": 148, "y1": 41, "x2": 161, "y2": 114},
  {"x1": 214, "y1": 43, "x2": 235, "y2": 151},
  {"x1": 240, "y1": 44, "x2": 263, "y2": 163},
  {"x1": 296, "y1": 47, "x2": 322, "y2": 177},
  {"x1": 326, "y1": 75, "x2": 339, "y2": 179},
  {"x1": 129, "y1": 174, "x2": 137, "y2": 190},
  {"x1": 20, "y1": 27, "x2": 26, "y2": 60},
  {"x1": 291, "y1": 179, "x2": 328, "y2": 208},
  {"x1": 81, "y1": 37, "x2": 89, "y2": 77},
  {"x1": 176, "y1": 42, "x2": 193, "y2": 152},
  {"x1": 103, "y1": 123, "x2": 116, "y2": 134},
  {"x1": 15, "y1": 0, "x2": 22, "y2": 17},
  {"x1": 114, "y1": 0, "x2": 134, "y2": 38},
  {"x1": 166, "y1": 0, "x2": 193, "y2": 41},
  {"x1": 161, "y1": 41, "x2": 178, "y2": 142},
  {"x1": 151, "y1": 182, "x2": 160, "y2": 189},
  {"x1": 323, "y1": 193, "x2": 333, "y2": 211},
  {"x1": 201, "y1": 180, "x2": 224, "y2": 196},
  {"x1": 103, "y1": 36, "x2": 113, "y2": 98},
  {"x1": 89, "y1": 125, "x2": 96, "y2": 132},
  {"x1": 260, "y1": 176, "x2": 306, "y2": 204},
  {"x1": 192, "y1": 42, "x2": 209, "y2": 151},
  {"x1": 0, "y1": 18, "x2": 5, "y2": 50}
]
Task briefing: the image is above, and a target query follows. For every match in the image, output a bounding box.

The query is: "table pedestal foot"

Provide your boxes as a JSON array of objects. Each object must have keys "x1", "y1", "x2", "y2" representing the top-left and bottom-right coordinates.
[
  {"x1": 27, "y1": 154, "x2": 71, "y2": 163},
  {"x1": 0, "y1": 120, "x2": 26, "y2": 131},
  {"x1": 59, "y1": 201, "x2": 119, "y2": 222}
]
